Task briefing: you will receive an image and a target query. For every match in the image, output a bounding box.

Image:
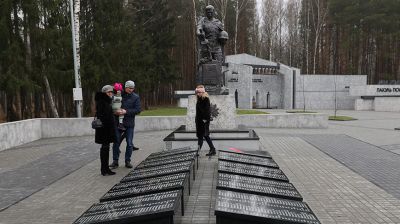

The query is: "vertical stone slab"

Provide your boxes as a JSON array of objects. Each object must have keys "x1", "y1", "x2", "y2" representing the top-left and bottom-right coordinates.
[
  {"x1": 186, "y1": 95, "x2": 236, "y2": 131},
  {"x1": 224, "y1": 63, "x2": 253, "y2": 109},
  {"x1": 279, "y1": 64, "x2": 294, "y2": 110}
]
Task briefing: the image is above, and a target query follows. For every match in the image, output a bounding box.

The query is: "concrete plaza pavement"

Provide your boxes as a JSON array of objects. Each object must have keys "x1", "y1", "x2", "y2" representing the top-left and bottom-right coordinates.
[{"x1": 1, "y1": 110, "x2": 400, "y2": 223}]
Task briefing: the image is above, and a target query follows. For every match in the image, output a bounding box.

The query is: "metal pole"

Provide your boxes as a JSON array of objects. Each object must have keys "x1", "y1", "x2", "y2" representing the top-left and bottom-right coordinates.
[{"x1": 69, "y1": 0, "x2": 82, "y2": 117}]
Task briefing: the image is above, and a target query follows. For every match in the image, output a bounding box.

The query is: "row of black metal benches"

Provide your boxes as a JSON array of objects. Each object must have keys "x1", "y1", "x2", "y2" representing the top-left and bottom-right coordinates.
[
  {"x1": 73, "y1": 146, "x2": 199, "y2": 224},
  {"x1": 214, "y1": 149, "x2": 321, "y2": 224}
]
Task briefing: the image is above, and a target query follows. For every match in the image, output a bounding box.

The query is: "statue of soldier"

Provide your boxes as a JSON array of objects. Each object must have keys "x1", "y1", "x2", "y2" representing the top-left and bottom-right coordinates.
[
  {"x1": 196, "y1": 5, "x2": 229, "y2": 95},
  {"x1": 196, "y1": 5, "x2": 227, "y2": 65}
]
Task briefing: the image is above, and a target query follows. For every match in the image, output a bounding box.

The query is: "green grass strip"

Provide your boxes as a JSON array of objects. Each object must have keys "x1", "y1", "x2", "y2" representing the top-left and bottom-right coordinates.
[
  {"x1": 138, "y1": 107, "x2": 269, "y2": 116},
  {"x1": 329, "y1": 116, "x2": 357, "y2": 121},
  {"x1": 139, "y1": 107, "x2": 187, "y2": 116},
  {"x1": 286, "y1": 110, "x2": 317, "y2": 113},
  {"x1": 237, "y1": 109, "x2": 268, "y2": 115}
]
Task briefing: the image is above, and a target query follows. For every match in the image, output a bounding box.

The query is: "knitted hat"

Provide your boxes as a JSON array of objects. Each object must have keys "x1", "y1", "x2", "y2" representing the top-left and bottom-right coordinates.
[
  {"x1": 113, "y1": 82, "x2": 123, "y2": 92},
  {"x1": 125, "y1": 80, "x2": 135, "y2": 89},
  {"x1": 101, "y1": 85, "x2": 113, "y2": 93}
]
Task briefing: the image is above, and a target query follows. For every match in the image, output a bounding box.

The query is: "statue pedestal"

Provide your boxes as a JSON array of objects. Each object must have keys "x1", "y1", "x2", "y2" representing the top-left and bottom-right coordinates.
[{"x1": 185, "y1": 95, "x2": 237, "y2": 131}]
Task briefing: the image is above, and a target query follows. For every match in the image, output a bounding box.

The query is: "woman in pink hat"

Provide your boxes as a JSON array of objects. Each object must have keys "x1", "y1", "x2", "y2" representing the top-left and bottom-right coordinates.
[{"x1": 195, "y1": 85, "x2": 216, "y2": 156}]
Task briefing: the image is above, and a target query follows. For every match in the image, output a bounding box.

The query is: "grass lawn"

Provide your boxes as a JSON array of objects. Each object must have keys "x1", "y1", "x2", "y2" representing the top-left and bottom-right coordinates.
[
  {"x1": 139, "y1": 107, "x2": 187, "y2": 116},
  {"x1": 139, "y1": 107, "x2": 268, "y2": 116},
  {"x1": 237, "y1": 109, "x2": 268, "y2": 115},
  {"x1": 286, "y1": 110, "x2": 317, "y2": 113},
  {"x1": 329, "y1": 115, "x2": 357, "y2": 121}
]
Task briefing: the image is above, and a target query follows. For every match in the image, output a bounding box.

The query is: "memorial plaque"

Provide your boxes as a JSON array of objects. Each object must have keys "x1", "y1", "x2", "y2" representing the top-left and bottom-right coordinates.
[
  {"x1": 200, "y1": 62, "x2": 221, "y2": 85},
  {"x1": 100, "y1": 173, "x2": 189, "y2": 202},
  {"x1": 215, "y1": 190, "x2": 320, "y2": 224},
  {"x1": 218, "y1": 161, "x2": 289, "y2": 182},
  {"x1": 137, "y1": 152, "x2": 197, "y2": 169},
  {"x1": 121, "y1": 161, "x2": 192, "y2": 182},
  {"x1": 147, "y1": 146, "x2": 198, "y2": 159},
  {"x1": 218, "y1": 151, "x2": 279, "y2": 169},
  {"x1": 218, "y1": 149, "x2": 272, "y2": 159},
  {"x1": 217, "y1": 173, "x2": 302, "y2": 201},
  {"x1": 74, "y1": 190, "x2": 182, "y2": 224},
  {"x1": 110, "y1": 173, "x2": 187, "y2": 192}
]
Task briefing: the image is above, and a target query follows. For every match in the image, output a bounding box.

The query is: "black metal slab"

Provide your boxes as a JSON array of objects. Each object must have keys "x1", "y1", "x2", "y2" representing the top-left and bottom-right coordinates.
[
  {"x1": 147, "y1": 146, "x2": 198, "y2": 160},
  {"x1": 121, "y1": 161, "x2": 193, "y2": 183},
  {"x1": 218, "y1": 149, "x2": 272, "y2": 159},
  {"x1": 215, "y1": 190, "x2": 320, "y2": 224},
  {"x1": 73, "y1": 190, "x2": 182, "y2": 224},
  {"x1": 137, "y1": 152, "x2": 197, "y2": 169},
  {"x1": 217, "y1": 173, "x2": 302, "y2": 201},
  {"x1": 110, "y1": 173, "x2": 187, "y2": 193},
  {"x1": 145, "y1": 151, "x2": 197, "y2": 163},
  {"x1": 218, "y1": 151, "x2": 279, "y2": 168},
  {"x1": 218, "y1": 161, "x2": 289, "y2": 182},
  {"x1": 100, "y1": 172, "x2": 189, "y2": 202}
]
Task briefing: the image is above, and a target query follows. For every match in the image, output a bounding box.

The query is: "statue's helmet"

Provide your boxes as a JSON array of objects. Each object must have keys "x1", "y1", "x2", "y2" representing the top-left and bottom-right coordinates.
[
  {"x1": 205, "y1": 5, "x2": 215, "y2": 12},
  {"x1": 219, "y1": 31, "x2": 229, "y2": 40}
]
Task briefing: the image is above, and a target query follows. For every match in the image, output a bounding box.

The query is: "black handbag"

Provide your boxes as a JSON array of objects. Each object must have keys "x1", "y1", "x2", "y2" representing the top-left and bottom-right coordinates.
[{"x1": 91, "y1": 113, "x2": 103, "y2": 129}]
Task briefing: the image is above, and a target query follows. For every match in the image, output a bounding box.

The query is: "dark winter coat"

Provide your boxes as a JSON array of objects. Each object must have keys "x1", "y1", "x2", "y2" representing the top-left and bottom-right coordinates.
[
  {"x1": 121, "y1": 92, "x2": 141, "y2": 128},
  {"x1": 95, "y1": 92, "x2": 116, "y2": 144},
  {"x1": 195, "y1": 96, "x2": 211, "y2": 138}
]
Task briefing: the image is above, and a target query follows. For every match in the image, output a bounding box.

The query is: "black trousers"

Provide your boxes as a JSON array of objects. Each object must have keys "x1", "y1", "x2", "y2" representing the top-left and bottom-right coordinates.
[
  {"x1": 100, "y1": 144, "x2": 110, "y2": 173},
  {"x1": 198, "y1": 135, "x2": 215, "y2": 150},
  {"x1": 196, "y1": 121, "x2": 215, "y2": 149}
]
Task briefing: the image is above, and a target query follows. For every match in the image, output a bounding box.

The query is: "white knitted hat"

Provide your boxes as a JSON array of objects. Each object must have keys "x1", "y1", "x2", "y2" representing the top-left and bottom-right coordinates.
[{"x1": 125, "y1": 80, "x2": 135, "y2": 88}]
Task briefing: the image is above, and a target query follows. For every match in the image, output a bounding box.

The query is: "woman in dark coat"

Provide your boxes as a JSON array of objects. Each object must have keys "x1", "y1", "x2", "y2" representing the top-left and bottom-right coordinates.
[
  {"x1": 195, "y1": 85, "x2": 216, "y2": 156},
  {"x1": 95, "y1": 85, "x2": 117, "y2": 176}
]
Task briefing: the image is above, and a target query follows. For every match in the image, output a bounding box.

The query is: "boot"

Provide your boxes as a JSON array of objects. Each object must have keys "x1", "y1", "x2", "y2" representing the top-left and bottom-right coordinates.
[
  {"x1": 206, "y1": 147, "x2": 216, "y2": 156},
  {"x1": 101, "y1": 146, "x2": 116, "y2": 175},
  {"x1": 102, "y1": 170, "x2": 116, "y2": 176},
  {"x1": 109, "y1": 161, "x2": 119, "y2": 169},
  {"x1": 125, "y1": 161, "x2": 133, "y2": 168}
]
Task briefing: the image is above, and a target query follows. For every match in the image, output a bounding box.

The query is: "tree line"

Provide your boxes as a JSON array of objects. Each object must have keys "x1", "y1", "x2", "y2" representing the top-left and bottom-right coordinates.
[
  {"x1": 0, "y1": 0, "x2": 398, "y2": 122},
  {"x1": 259, "y1": 0, "x2": 399, "y2": 81}
]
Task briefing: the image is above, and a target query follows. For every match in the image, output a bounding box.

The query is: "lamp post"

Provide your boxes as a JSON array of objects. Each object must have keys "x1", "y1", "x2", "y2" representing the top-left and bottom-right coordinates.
[{"x1": 69, "y1": 0, "x2": 83, "y2": 117}]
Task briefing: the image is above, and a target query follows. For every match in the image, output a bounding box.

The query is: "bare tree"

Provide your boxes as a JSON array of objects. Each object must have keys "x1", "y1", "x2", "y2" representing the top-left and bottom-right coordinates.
[
  {"x1": 233, "y1": 0, "x2": 249, "y2": 54},
  {"x1": 211, "y1": 0, "x2": 229, "y2": 24},
  {"x1": 285, "y1": 0, "x2": 301, "y2": 66},
  {"x1": 261, "y1": 0, "x2": 279, "y2": 60},
  {"x1": 44, "y1": 76, "x2": 59, "y2": 118},
  {"x1": 310, "y1": 0, "x2": 328, "y2": 74}
]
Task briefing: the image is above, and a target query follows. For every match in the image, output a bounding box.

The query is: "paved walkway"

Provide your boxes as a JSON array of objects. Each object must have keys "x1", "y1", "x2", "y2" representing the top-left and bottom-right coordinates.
[{"x1": 1, "y1": 110, "x2": 400, "y2": 223}]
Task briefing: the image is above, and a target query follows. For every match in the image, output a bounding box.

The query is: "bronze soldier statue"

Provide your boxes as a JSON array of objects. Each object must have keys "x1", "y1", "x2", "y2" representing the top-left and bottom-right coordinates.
[{"x1": 196, "y1": 5, "x2": 229, "y2": 95}]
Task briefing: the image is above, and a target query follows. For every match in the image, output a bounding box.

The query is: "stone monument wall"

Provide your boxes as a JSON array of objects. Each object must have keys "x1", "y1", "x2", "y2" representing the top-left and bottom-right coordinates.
[
  {"x1": 295, "y1": 75, "x2": 366, "y2": 110},
  {"x1": 252, "y1": 74, "x2": 282, "y2": 108},
  {"x1": 278, "y1": 64, "x2": 296, "y2": 109},
  {"x1": 224, "y1": 63, "x2": 252, "y2": 109},
  {"x1": 186, "y1": 95, "x2": 236, "y2": 131}
]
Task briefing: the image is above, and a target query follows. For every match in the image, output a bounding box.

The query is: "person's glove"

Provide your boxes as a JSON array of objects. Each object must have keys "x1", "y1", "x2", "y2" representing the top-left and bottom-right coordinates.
[{"x1": 202, "y1": 119, "x2": 207, "y2": 123}]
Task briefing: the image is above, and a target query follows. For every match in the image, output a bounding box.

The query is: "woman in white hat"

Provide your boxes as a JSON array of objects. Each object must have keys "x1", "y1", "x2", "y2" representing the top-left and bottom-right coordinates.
[
  {"x1": 195, "y1": 85, "x2": 216, "y2": 156},
  {"x1": 95, "y1": 85, "x2": 117, "y2": 176}
]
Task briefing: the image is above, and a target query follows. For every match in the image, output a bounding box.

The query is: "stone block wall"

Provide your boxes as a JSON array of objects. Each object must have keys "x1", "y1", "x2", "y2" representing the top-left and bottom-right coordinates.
[
  {"x1": 0, "y1": 119, "x2": 41, "y2": 151},
  {"x1": 374, "y1": 97, "x2": 400, "y2": 112},
  {"x1": 355, "y1": 99, "x2": 374, "y2": 110},
  {"x1": 225, "y1": 63, "x2": 252, "y2": 109},
  {"x1": 0, "y1": 112, "x2": 329, "y2": 151},
  {"x1": 279, "y1": 64, "x2": 296, "y2": 109},
  {"x1": 252, "y1": 75, "x2": 282, "y2": 108},
  {"x1": 185, "y1": 95, "x2": 236, "y2": 131},
  {"x1": 295, "y1": 75, "x2": 366, "y2": 110}
]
